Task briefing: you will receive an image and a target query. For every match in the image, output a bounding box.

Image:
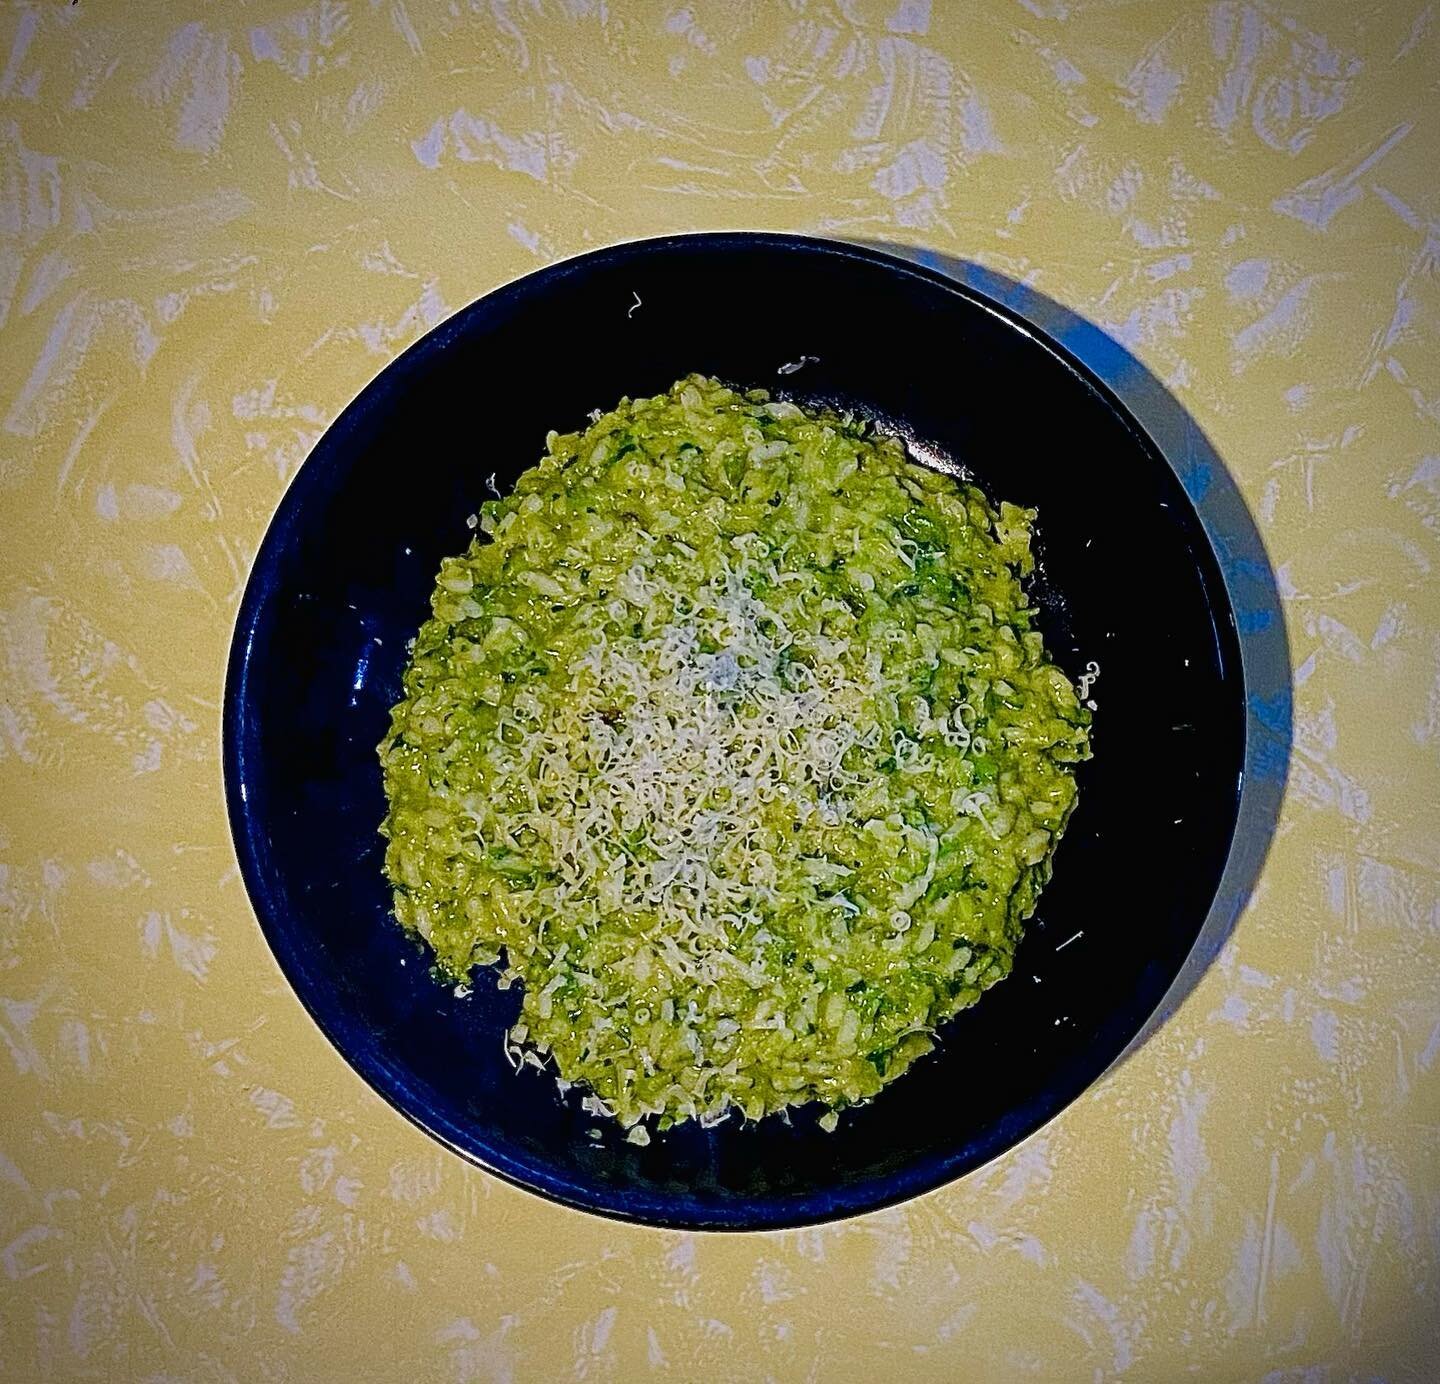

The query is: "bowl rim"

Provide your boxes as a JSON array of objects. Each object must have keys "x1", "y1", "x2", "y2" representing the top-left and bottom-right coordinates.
[{"x1": 223, "y1": 230, "x2": 1247, "y2": 1230}]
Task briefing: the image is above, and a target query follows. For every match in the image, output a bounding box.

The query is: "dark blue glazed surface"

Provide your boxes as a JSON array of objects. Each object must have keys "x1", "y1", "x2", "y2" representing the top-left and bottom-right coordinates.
[{"x1": 224, "y1": 233, "x2": 1248, "y2": 1230}]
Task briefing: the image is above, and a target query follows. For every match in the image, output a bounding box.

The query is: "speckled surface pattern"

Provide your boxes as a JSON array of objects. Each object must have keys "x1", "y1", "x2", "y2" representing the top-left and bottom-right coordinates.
[{"x1": 1, "y1": 1, "x2": 1437, "y2": 1379}]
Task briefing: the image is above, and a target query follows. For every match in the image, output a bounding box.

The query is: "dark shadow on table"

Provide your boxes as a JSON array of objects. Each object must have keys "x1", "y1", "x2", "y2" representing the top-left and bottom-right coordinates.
[{"x1": 869, "y1": 241, "x2": 1294, "y2": 1058}]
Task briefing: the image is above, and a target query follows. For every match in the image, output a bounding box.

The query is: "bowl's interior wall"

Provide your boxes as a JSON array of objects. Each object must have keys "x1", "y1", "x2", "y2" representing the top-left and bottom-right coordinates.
[{"x1": 228, "y1": 237, "x2": 1244, "y2": 1227}]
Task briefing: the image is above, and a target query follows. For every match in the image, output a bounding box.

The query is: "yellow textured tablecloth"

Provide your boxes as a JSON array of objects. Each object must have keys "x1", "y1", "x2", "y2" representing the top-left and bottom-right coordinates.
[{"x1": 2, "y1": 2, "x2": 1437, "y2": 1379}]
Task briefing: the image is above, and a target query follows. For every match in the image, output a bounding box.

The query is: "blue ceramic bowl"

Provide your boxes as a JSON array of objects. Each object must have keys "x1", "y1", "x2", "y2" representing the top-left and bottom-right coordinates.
[{"x1": 224, "y1": 233, "x2": 1244, "y2": 1229}]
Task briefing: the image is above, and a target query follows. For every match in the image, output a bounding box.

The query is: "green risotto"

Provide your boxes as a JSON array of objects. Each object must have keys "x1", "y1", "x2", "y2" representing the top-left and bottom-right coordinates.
[{"x1": 379, "y1": 377, "x2": 1090, "y2": 1132}]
